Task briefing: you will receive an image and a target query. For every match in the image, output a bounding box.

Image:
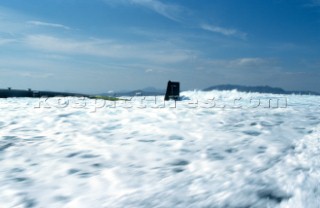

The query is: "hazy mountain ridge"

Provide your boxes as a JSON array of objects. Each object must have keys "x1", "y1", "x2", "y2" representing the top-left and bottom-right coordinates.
[{"x1": 203, "y1": 85, "x2": 320, "y2": 96}]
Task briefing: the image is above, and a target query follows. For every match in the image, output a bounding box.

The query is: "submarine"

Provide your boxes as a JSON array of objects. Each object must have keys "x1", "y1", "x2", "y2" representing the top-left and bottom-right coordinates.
[{"x1": 0, "y1": 87, "x2": 88, "y2": 98}]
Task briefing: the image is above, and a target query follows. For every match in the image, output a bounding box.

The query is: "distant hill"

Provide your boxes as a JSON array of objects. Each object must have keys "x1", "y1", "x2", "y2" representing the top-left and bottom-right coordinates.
[{"x1": 203, "y1": 84, "x2": 320, "y2": 96}]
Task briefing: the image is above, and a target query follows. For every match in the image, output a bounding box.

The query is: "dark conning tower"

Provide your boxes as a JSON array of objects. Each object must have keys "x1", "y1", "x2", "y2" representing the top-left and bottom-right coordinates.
[{"x1": 164, "y1": 80, "x2": 180, "y2": 101}]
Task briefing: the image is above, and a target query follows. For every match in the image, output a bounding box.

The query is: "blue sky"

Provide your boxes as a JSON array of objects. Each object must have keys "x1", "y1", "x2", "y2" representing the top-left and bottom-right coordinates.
[{"x1": 0, "y1": 0, "x2": 319, "y2": 93}]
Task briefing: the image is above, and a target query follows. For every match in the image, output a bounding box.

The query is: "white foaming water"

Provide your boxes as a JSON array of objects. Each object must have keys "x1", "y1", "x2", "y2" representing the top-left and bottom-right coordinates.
[{"x1": 0, "y1": 90, "x2": 320, "y2": 208}]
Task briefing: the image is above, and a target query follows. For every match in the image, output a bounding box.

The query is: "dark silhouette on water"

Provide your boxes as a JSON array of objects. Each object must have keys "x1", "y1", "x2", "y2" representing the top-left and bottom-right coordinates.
[
  {"x1": 0, "y1": 88, "x2": 88, "y2": 98},
  {"x1": 164, "y1": 81, "x2": 180, "y2": 101}
]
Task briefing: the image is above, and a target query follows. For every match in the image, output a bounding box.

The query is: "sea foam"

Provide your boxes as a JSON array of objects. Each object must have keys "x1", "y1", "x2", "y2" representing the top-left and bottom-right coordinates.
[{"x1": 0, "y1": 90, "x2": 319, "y2": 207}]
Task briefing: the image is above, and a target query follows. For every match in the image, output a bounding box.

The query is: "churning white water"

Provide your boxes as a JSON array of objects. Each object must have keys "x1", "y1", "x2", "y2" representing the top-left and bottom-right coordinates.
[{"x1": 0, "y1": 90, "x2": 320, "y2": 208}]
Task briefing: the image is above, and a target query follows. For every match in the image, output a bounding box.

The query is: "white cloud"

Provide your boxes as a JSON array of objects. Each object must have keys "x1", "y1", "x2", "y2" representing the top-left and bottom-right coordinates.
[
  {"x1": 207, "y1": 57, "x2": 276, "y2": 69},
  {"x1": 145, "y1": 68, "x2": 153, "y2": 73},
  {"x1": 24, "y1": 34, "x2": 194, "y2": 64},
  {"x1": 27, "y1": 21, "x2": 70, "y2": 30},
  {"x1": 0, "y1": 68, "x2": 53, "y2": 79},
  {"x1": 129, "y1": 0, "x2": 183, "y2": 22},
  {"x1": 104, "y1": 0, "x2": 184, "y2": 22},
  {"x1": 25, "y1": 35, "x2": 110, "y2": 56},
  {"x1": 231, "y1": 58, "x2": 268, "y2": 67},
  {"x1": 303, "y1": 0, "x2": 320, "y2": 7},
  {"x1": 104, "y1": 0, "x2": 247, "y2": 39},
  {"x1": 0, "y1": 38, "x2": 16, "y2": 45},
  {"x1": 201, "y1": 24, "x2": 247, "y2": 39},
  {"x1": 311, "y1": 0, "x2": 320, "y2": 6},
  {"x1": 19, "y1": 72, "x2": 54, "y2": 78},
  {"x1": 0, "y1": 7, "x2": 29, "y2": 34}
]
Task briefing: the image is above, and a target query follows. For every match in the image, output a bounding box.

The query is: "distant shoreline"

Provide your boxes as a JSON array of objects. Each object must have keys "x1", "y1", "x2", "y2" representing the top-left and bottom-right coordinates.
[{"x1": 0, "y1": 88, "x2": 88, "y2": 98}]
